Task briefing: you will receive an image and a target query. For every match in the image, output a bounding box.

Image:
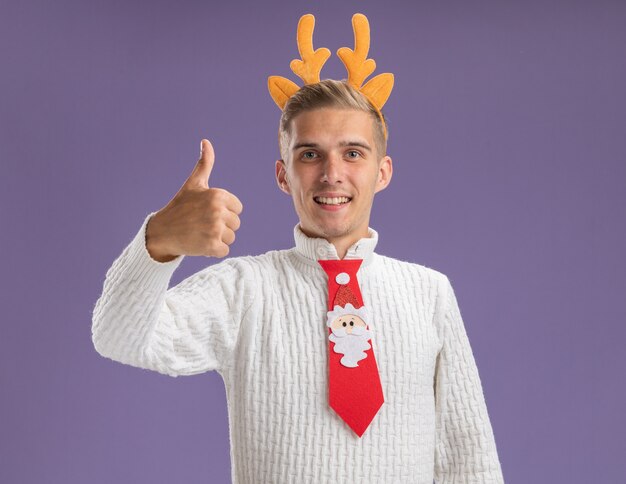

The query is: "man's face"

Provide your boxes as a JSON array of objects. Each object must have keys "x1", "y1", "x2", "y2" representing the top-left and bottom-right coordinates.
[{"x1": 275, "y1": 107, "x2": 392, "y2": 242}]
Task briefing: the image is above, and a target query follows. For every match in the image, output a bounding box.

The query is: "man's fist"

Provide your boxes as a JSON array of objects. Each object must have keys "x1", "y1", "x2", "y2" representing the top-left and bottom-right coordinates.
[{"x1": 146, "y1": 139, "x2": 243, "y2": 262}]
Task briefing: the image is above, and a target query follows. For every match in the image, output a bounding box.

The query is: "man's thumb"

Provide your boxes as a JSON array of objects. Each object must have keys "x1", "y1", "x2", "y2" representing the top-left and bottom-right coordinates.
[{"x1": 187, "y1": 139, "x2": 215, "y2": 188}]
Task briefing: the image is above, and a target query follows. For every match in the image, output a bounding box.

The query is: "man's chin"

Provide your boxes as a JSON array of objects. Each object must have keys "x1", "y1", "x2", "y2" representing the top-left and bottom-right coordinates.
[{"x1": 308, "y1": 222, "x2": 351, "y2": 240}]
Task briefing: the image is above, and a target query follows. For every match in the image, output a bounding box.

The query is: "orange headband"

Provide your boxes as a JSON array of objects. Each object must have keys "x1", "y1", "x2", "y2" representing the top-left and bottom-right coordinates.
[{"x1": 268, "y1": 13, "x2": 394, "y2": 140}]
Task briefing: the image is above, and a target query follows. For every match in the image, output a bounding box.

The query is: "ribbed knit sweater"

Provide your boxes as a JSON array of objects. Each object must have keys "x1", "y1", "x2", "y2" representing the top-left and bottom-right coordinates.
[{"x1": 91, "y1": 211, "x2": 505, "y2": 484}]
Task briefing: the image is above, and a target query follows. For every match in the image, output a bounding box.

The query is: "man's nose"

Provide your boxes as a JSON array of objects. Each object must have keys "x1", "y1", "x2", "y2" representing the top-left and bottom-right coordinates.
[{"x1": 320, "y1": 154, "x2": 343, "y2": 183}]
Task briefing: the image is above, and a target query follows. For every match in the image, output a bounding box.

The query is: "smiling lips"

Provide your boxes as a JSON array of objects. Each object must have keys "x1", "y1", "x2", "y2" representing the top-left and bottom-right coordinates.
[
  {"x1": 314, "y1": 196, "x2": 351, "y2": 205},
  {"x1": 313, "y1": 195, "x2": 352, "y2": 211}
]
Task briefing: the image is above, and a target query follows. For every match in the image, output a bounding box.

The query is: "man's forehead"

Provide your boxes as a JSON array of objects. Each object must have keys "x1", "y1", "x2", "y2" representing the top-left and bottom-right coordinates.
[
  {"x1": 289, "y1": 109, "x2": 374, "y2": 146},
  {"x1": 291, "y1": 138, "x2": 373, "y2": 152}
]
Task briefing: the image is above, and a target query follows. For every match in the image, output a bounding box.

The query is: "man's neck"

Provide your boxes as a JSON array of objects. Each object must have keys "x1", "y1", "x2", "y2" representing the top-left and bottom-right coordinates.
[
  {"x1": 327, "y1": 236, "x2": 359, "y2": 260},
  {"x1": 300, "y1": 225, "x2": 371, "y2": 260}
]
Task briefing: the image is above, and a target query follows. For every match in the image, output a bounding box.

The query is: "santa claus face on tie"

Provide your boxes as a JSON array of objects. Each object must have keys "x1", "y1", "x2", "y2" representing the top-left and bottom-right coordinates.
[
  {"x1": 326, "y1": 303, "x2": 372, "y2": 368},
  {"x1": 329, "y1": 314, "x2": 367, "y2": 335}
]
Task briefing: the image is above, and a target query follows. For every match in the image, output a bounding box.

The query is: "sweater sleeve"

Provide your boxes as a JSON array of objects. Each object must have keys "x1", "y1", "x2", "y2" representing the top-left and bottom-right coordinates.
[
  {"x1": 433, "y1": 275, "x2": 505, "y2": 483},
  {"x1": 91, "y1": 211, "x2": 254, "y2": 377}
]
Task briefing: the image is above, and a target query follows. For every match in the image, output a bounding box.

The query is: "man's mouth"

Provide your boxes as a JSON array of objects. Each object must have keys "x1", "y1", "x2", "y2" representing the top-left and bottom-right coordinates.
[{"x1": 313, "y1": 196, "x2": 352, "y2": 206}]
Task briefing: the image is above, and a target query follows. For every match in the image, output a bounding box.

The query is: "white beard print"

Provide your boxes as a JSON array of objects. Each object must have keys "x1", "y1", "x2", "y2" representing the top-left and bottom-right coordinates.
[{"x1": 329, "y1": 325, "x2": 373, "y2": 368}]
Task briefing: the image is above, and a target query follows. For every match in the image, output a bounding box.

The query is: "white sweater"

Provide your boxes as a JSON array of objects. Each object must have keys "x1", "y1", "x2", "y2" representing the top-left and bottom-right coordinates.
[{"x1": 92, "y1": 211, "x2": 505, "y2": 484}]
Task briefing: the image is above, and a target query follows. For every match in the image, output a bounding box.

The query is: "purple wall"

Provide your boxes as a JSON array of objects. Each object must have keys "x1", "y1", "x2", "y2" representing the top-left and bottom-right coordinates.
[{"x1": 2, "y1": 1, "x2": 625, "y2": 482}]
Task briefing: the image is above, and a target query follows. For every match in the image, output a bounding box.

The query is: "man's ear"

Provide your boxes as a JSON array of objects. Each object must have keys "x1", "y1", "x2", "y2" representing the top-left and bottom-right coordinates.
[
  {"x1": 275, "y1": 159, "x2": 291, "y2": 195},
  {"x1": 374, "y1": 155, "x2": 393, "y2": 194}
]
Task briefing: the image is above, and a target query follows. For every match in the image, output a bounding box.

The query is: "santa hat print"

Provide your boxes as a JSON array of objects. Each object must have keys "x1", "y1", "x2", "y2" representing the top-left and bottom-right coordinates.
[
  {"x1": 334, "y1": 273, "x2": 361, "y2": 308},
  {"x1": 326, "y1": 272, "x2": 370, "y2": 327}
]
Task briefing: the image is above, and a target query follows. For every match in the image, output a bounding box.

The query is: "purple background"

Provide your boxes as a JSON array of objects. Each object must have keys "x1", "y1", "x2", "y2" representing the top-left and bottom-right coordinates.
[{"x1": 2, "y1": 0, "x2": 625, "y2": 482}]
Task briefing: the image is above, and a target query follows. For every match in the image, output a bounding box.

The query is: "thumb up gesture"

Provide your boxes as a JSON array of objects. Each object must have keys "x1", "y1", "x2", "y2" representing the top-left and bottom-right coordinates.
[{"x1": 146, "y1": 139, "x2": 243, "y2": 262}]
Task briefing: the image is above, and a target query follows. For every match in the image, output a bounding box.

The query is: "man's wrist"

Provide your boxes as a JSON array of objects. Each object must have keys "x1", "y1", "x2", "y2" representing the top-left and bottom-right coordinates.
[{"x1": 145, "y1": 214, "x2": 179, "y2": 263}]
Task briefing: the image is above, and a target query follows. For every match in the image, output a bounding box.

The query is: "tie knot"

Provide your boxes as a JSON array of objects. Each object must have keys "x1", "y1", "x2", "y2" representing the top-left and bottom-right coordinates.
[{"x1": 335, "y1": 272, "x2": 350, "y2": 284}]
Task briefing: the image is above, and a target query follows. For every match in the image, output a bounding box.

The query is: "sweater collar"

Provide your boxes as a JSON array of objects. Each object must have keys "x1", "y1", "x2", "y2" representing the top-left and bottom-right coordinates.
[{"x1": 293, "y1": 223, "x2": 379, "y2": 268}]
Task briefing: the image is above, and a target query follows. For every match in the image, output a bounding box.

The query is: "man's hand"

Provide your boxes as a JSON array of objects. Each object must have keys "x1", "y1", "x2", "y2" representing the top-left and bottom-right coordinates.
[{"x1": 146, "y1": 139, "x2": 243, "y2": 262}]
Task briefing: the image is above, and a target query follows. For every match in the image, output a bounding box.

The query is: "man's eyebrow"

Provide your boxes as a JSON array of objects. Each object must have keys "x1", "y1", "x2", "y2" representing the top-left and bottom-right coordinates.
[{"x1": 291, "y1": 140, "x2": 372, "y2": 152}]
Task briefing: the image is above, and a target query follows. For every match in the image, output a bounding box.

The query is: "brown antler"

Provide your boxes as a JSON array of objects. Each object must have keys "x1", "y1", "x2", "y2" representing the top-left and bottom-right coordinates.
[
  {"x1": 290, "y1": 14, "x2": 331, "y2": 84},
  {"x1": 336, "y1": 13, "x2": 377, "y2": 89},
  {"x1": 268, "y1": 14, "x2": 330, "y2": 109},
  {"x1": 337, "y1": 13, "x2": 394, "y2": 111}
]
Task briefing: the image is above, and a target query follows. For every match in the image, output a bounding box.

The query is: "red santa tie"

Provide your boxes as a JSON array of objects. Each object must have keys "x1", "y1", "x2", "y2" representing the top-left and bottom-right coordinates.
[{"x1": 318, "y1": 258, "x2": 385, "y2": 437}]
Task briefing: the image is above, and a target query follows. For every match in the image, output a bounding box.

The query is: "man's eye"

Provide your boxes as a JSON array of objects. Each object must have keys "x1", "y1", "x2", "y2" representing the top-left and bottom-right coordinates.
[
  {"x1": 302, "y1": 151, "x2": 317, "y2": 160},
  {"x1": 347, "y1": 150, "x2": 361, "y2": 159}
]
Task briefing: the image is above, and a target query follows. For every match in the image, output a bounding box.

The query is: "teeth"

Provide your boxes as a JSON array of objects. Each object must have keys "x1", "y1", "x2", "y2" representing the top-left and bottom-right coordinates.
[{"x1": 315, "y1": 196, "x2": 351, "y2": 205}]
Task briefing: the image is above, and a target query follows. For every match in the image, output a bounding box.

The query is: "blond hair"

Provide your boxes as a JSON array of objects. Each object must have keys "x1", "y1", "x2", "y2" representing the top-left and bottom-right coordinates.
[{"x1": 278, "y1": 79, "x2": 388, "y2": 163}]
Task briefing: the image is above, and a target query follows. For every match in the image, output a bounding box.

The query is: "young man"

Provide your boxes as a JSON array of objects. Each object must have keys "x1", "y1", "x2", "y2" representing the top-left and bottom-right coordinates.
[{"x1": 92, "y1": 13, "x2": 504, "y2": 484}]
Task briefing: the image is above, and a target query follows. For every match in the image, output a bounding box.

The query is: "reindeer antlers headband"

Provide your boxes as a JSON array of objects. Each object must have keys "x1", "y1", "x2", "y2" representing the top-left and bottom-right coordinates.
[{"x1": 267, "y1": 12, "x2": 394, "y2": 140}]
